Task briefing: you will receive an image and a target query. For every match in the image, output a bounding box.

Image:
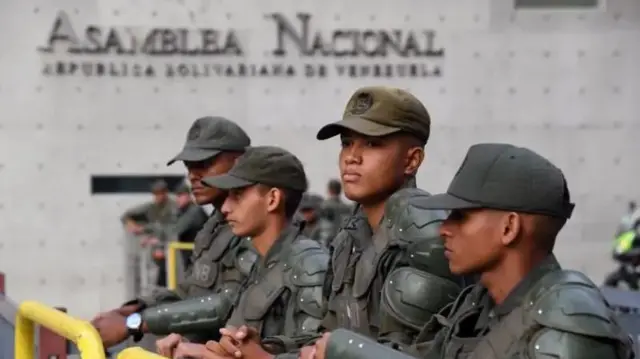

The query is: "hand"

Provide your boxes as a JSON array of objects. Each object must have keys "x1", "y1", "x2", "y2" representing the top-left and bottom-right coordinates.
[
  {"x1": 299, "y1": 346, "x2": 316, "y2": 359},
  {"x1": 125, "y1": 221, "x2": 144, "y2": 235},
  {"x1": 156, "y1": 333, "x2": 184, "y2": 358},
  {"x1": 312, "y1": 333, "x2": 330, "y2": 359},
  {"x1": 173, "y1": 342, "x2": 221, "y2": 359},
  {"x1": 153, "y1": 249, "x2": 166, "y2": 260},
  {"x1": 91, "y1": 310, "x2": 128, "y2": 348},
  {"x1": 217, "y1": 326, "x2": 272, "y2": 359}
]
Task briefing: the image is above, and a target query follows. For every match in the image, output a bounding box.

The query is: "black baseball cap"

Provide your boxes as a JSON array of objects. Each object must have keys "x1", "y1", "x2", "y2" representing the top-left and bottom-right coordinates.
[
  {"x1": 167, "y1": 116, "x2": 251, "y2": 166},
  {"x1": 201, "y1": 146, "x2": 308, "y2": 192},
  {"x1": 420, "y1": 143, "x2": 575, "y2": 219}
]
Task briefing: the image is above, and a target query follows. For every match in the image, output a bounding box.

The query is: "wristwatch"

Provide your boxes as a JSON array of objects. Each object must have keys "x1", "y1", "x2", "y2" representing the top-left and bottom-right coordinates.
[{"x1": 125, "y1": 312, "x2": 144, "y2": 342}]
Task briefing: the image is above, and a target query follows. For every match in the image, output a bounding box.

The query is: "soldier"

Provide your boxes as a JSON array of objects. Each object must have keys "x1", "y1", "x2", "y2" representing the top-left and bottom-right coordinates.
[
  {"x1": 90, "y1": 116, "x2": 258, "y2": 348},
  {"x1": 205, "y1": 86, "x2": 465, "y2": 359},
  {"x1": 299, "y1": 193, "x2": 335, "y2": 247},
  {"x1": 171, "y1": 182, "x2": 209, "y2": 269},
  {"x1": 315, "y1": 143, "x2": 635, "y2": 359},
  {"x1": 321, "y1": 179, "x2": 352, "y2": 232},
  {"x1": 160, "y1": 146, "x2": 329, "y2": 359},
  {"x1": 121, "y1": 179, "x2": 177, "y2": 236}
]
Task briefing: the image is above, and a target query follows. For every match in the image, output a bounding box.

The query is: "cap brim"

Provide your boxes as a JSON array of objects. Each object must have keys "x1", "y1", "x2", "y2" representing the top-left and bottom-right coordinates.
[
  {"x1": 201, "y1": 174, "x2": 254, "y2": 190},
  {"x1": 316, "y1": 116, "x2": 401, "y2": 140},
  {"x1": 167, "y1": 147, "x2": 221, "y2": 166},
  {"x1": 419, "y1": 193, "x2": 483, "y2": 210}
]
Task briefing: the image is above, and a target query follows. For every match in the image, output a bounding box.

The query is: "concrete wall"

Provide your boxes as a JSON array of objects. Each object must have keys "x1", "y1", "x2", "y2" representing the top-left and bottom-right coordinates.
[{"x1": 0, "y1": 0, "x2": 638, "y2": 319}]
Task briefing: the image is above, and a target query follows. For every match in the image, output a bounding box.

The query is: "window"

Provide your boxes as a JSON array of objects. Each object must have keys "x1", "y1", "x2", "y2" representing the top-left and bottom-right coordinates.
[
  {"x1": 91, "y1": 175, "x2": 185, "y2": 194},
  {"x1": 515, "y1": 0, "x2": 598, "y2": 8}
]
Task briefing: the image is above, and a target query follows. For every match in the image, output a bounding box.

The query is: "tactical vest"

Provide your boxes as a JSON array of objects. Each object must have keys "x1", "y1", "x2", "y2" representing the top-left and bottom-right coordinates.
[
  {"x1": 438, "y1": 270, "x2": 631, "y2": 359},
  {"x1": 226, "y1": 235, "x2": 327, "y2": 338},
  {"x1": 184, "y1": 212, "x2": 255, "y2": 298},
  {"x1": 328, "y1": 213, "x2": 408, "y2": 338}
]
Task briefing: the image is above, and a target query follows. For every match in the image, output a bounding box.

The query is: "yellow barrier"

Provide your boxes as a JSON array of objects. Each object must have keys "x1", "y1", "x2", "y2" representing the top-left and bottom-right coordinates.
[
  {"x1": 15, "y1": 301, "x2": 105, "y2": 359},
  {"x1": 118, "y1": 347, "x2": 167, "y2": 359},
  {"x1": 167, "y1": 241, "x2": 195, "y2": 290}
]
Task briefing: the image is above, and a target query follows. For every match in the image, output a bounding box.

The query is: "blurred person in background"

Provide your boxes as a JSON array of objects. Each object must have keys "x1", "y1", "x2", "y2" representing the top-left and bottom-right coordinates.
[
  {"x1": 298, "y1": 192, "x2": 335, "y2": 247},
  {"x1": 171, "y1": 182, "x2": 208, "y2": 269},
  {"x1": 121, "y1": 179, "x2": 177, "y2": 239},
  {"x1": 321, "y1": 179, "x2": 352, "y2": 232}
]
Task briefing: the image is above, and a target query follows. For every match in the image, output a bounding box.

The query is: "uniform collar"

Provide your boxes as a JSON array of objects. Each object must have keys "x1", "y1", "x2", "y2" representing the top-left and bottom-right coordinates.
[
  {"x1": 262, "y1": 222, "x2": 302, "y2": 266},
  {"x1": 494, "y1": 254, "x2": 561, "y2": 317}
]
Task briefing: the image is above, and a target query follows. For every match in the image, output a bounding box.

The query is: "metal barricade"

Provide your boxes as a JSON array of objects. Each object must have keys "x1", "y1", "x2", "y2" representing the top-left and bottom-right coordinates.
[
  {"x1": 125, "y1": 233, "x2": 161, "y2": 299},
  {"x1": 15, "y1": 301, "x2": 105, "y2": 359},
  {"x1": 166, "y1": 242, "x2": 195, "y2": 290}
]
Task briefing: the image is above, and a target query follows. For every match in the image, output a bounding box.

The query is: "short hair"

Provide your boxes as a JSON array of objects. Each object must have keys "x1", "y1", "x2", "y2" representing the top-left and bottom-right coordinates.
[
  {"x1": 327, "y1": 179, "x2": 342, "y2": 195},
  {"x1": 283, "y1": 188, "x2": 304, "y2": 219},
  {"x1": 532, "y1": 215, "x2": 567, "y2": 253}
]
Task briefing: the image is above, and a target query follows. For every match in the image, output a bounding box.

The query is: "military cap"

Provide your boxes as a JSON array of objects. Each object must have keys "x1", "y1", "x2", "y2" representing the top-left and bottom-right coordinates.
[
  {"x1": 316, "y1": 86, "x2": 431, "y2": 142},
  {"x1": 201, "y1": 146, "x2": 308, "y2": 192},
  {"x1": 168, "y1": 116, "x2": 251, "y2": 166},
  {"x1": 418, "y1": 143, "x2": 575, "y2": 219},
  {"x1": 151, "y1": 179, "x2": 169, "y2": 193},
  {"x1": 174, "y1": 182, "x2": 190, "y2": 194},
  {"x1": 299, "y1": 193, "x2": 324, "y2": 210}
]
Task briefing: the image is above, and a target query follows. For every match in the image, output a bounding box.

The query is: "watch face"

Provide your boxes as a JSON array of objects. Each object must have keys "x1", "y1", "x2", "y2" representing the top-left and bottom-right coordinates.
[{"x1": 126, "y1": 313, "x2": 142, "y2": 329}]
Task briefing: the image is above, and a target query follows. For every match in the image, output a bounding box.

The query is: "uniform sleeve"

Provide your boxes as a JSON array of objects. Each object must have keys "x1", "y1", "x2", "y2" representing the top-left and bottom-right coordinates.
[
  {"x1": 120, "y1": 202, "x2": 153, "y2": 223},
  {"x1": 376, "y1": 248, "x2": 462, "y2": 350},
  {"x1": 524, "y1": 327, "x2": 629, "y2": 359}
]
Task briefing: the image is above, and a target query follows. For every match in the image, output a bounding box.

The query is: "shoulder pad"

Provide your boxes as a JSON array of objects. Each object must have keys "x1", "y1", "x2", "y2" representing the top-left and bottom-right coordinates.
[
  {"x1": 383, "y1": 188, "x2": 448, "y2": 245},
  {"x1": 289, "y1": 238, "x2": 330, "y2": 287},
  {"x1": 382, "y1": 267, "x2": 462, "y2": 330},
  {"x1": 531, "y1": 270, "x2": 628, "y2": 342},
  {"x1": 529, "y1": 327, "x2": 632, "y2": 359}
]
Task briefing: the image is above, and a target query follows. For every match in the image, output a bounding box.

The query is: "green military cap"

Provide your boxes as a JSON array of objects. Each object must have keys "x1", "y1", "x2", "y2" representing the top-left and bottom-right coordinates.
[
  {"x1": 151, "y1": 179, "x2": 169, "y2": 192},
  {"x1": 316, "y1": 86, "x2": 431, "y2": 142},
  {"x1": 419, "y1": 143, "x2": 575, "y2": 219},
  {"x1": 201, "y1": 146, "x2": 308, "y2": 192},
  {"x1": 299, "y1": 193, "x2": 324, "y2": 210},
  {"x1": 168, "y1": 116, "x2": 251, "y2": 166},
  {"x1": 173, "y1": 182, "x2": 190, "y2": 194}
]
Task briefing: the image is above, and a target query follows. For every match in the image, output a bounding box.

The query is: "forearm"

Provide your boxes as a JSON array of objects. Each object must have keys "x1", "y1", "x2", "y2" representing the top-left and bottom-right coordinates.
[{"x1": 142, "y1": 292, "x2": 234, "y2": 336}]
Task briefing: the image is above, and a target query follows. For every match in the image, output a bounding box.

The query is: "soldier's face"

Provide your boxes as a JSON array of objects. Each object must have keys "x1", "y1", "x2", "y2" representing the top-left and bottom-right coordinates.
[
  {"x1": 184, "y1": 153, "x2": 237, "y2": 205},
  {"x1": 338, "y1": 132, "x2": 408, "y2": 204},
  {"x1": 221, "y1": 185, "x2": 270, "y2": 237},
  {"x1": 301, "y1": 208, "x2": 316, "y2": 222},
  {"x1": 176, "y1": 193, "x2": 191, "y2": 208},
  {"x1": 153, "y1": 190, "x2": 168, "y2": 204},
  {"x1": 439, "y1": 209, "x2": 507, "y2": 275}
]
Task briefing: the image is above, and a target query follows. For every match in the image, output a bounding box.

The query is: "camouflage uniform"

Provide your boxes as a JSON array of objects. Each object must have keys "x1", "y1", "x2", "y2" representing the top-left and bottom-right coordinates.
[
  {"x1": 268, "y1": 87, "x2": 466, "y2": 358},
  {"x1": 324, "y1": 144, "x2": 635, "y2": 359},
  {"x1": 120, "y1": 180, "x2": 178, "y2": 231}
]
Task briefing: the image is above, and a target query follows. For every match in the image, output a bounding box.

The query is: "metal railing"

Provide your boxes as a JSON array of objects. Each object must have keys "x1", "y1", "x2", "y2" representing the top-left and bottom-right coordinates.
[
  {"x1": 15, "y1": 301, "x2": 105, "y2": 359},
  {"x1": 166, "y1": 242, "x2": 195, "y2": 290}
]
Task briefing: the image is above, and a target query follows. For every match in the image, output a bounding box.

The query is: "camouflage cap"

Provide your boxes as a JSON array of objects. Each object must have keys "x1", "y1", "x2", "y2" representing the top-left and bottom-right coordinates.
[
  {"x1": 167, "y1": 116, "x2": 251, "y2": 166},
  {"x1": 316, "y1": 86, "x2": 431, "y2": 142},
  {"x1": 202, "y1": 146, "x2": 308, "y2": 192}
]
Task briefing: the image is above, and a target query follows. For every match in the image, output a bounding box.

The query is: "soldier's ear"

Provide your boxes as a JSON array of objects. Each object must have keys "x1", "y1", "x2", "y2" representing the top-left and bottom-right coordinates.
[
  {"x1": 266, "y1": 187, "x2": 282, "y2": 214},
  {"x1": 501, "y1": 212, "x2": 521, "y2": 247},
  {"x1": 404, "y1": 147, "x2": 424, "y2": 176}
]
